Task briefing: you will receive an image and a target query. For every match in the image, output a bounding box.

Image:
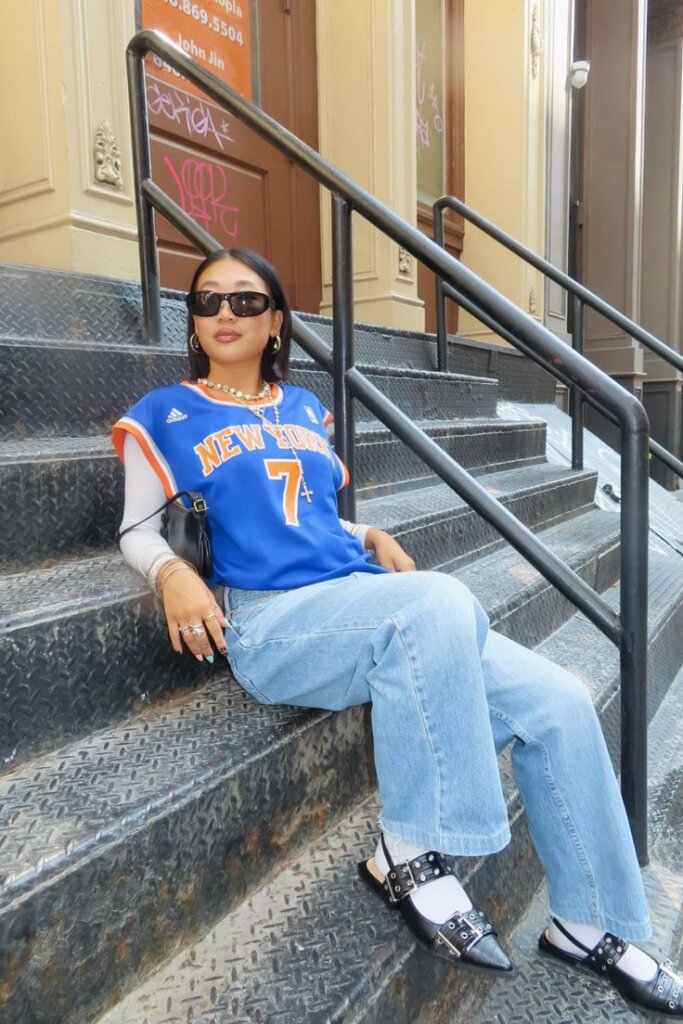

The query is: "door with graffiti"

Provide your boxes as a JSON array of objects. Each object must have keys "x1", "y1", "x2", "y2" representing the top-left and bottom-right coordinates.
[{"x1": 138, "y1": 0, "x2": 321, "y2": 313}]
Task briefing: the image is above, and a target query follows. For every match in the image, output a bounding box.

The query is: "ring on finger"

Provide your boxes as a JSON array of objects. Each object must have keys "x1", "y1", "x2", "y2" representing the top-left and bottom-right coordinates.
[
  {"x1": 204, "y1": 611, "x2": 218, "y2": 623},
  {"x1": 180, "y1": 623, "x2": 205, "y2": 638}
]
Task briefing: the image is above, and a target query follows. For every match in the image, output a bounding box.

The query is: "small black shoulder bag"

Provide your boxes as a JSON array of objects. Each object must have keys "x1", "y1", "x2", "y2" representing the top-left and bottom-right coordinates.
[{"x1": 117, "y1": 491, "x2": 212, "y2": 577}]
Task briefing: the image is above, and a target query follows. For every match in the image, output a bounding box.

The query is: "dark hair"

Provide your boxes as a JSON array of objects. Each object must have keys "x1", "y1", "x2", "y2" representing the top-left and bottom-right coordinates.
[{"x1": 186, "y1": 247, "x2": 292, "y2": 382}]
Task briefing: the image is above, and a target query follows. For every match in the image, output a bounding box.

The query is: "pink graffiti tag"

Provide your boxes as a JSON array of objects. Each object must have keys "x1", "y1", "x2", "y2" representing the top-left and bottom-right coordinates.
[
  {"x1": 147, "y1": 82, "x2": 233, "y2": 149},
  {"x1": 164, "y1": 155, "x2": 239, "y2": 239}
]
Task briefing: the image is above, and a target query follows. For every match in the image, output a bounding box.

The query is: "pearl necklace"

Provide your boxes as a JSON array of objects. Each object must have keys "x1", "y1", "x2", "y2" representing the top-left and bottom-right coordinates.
[
  {"x1": 198, "y1": 377, "x2": 313, "y2": 505},
  {"x1": 197, "y1": 377, "x2": 271, "y2": 402}
]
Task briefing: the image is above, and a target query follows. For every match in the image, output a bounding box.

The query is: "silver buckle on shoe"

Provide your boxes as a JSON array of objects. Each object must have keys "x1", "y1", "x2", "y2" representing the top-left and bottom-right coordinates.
[
  {"x1": 435, "y1": 926, "x2": 462, "y2": 958},
  {"x1": 386, "y1": 860, "x2": 417, "y2": 903}
]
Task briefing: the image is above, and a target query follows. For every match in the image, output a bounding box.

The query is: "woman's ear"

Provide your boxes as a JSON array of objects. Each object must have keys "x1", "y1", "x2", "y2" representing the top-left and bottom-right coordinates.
[{"x1": 271, "y1": 308, "x2": 284, "y2": 336}]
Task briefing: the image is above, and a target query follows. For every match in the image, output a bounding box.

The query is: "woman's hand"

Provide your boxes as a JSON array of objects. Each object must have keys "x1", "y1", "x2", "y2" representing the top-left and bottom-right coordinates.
[
  {"x1": 159, "y1": 561, "x2": 228, "y2": 660},
  {"x1": 364, "y1": 528, "x2": 416, "y2": 572}
]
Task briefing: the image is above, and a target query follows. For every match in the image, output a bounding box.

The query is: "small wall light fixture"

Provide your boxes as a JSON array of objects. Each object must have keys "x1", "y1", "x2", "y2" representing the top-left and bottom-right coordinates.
[{"x1": 570, "y1": 59, "x2": 591, "y2": 90}]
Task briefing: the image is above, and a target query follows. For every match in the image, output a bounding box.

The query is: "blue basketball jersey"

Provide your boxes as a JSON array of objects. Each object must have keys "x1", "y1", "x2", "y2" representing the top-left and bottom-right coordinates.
[{"x1": 112, "y1": 380, "x2": 387, "y2": 590}]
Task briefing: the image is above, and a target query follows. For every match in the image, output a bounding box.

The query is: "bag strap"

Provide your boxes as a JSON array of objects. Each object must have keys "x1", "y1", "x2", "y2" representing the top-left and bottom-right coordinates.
[{"x1": 117, "y1": 490, "x2": 206, "y2": 543}]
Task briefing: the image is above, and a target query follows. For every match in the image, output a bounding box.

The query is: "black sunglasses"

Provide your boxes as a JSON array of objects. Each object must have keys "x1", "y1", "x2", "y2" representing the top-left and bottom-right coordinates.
[{"x1": 186, "y1": 290, "x2": 276, "y2": 318}]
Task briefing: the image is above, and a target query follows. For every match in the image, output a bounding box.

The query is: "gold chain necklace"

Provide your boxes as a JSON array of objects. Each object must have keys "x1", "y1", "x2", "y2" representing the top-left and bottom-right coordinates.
[
  {"x1": 197, "y1": 377, "x2": 271, "y2": 402},
  {"x1": 198, "y1": 379, "x2": 313, "y2": 504}
]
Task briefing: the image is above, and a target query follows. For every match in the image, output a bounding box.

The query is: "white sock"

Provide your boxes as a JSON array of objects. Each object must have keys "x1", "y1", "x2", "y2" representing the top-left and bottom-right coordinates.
[
  {"x1": 548, "y1": 918, "x2": 658, "y2": 982},
  {"x1": 375, "y1": 832, "x2": 472, "y2": 925}
]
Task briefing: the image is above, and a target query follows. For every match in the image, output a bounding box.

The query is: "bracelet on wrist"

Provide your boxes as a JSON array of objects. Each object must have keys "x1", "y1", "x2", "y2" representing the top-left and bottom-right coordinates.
[{"x1": 156, "y1": 559, "x2": 198, "y2": 598}]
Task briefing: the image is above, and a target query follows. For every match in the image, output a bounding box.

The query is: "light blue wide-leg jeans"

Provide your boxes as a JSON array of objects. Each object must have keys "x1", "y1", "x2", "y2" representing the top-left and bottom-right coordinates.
[{"x1": 224, "y1": 569, "x2": 651, "y2": 939}]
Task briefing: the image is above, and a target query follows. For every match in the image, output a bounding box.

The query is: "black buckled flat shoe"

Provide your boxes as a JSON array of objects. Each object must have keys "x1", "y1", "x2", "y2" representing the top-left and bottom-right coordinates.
[
  {"x1": 539, "y1": 917, "x2": 683, "y2": 1018},
  {"x1": 358, "y1": 835, "x2": 514, "y2": 976}
]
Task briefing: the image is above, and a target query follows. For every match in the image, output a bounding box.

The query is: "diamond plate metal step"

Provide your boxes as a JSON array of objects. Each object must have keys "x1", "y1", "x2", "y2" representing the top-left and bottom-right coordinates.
[
  {"x1": 354, "y1": 416, "x2": 547, "y2": 498},
  {"x1": 0, "y1": 555, "x2": 210, "y2": 767},
  {"x1": 457, "y1": 506, "x2": 621, "y2": 650},
  {"x1": 0, "y1": 262, "x2": 555, "y2": 401},
  {"x1": 0, "y1": 465, "x2": 599, "y2": 767},
  {"x1": 0, "y1": 436, "x2": 123, "y2": 570},
  {"x1": 89, "y1": 568, "x2": 683, "y2": 1024},
  {"x1": 3, "y1": 535, "x2": 678, "y2": 1024},
  {"x1": 364, "y1": 462, "x2": 599, "y2": 571},
  {"x1": 0, "y1": 341, "x2": 498, "y2": 439},
  {"x1": 0, "y1": 417, "x2": 547, "y2": 571}
]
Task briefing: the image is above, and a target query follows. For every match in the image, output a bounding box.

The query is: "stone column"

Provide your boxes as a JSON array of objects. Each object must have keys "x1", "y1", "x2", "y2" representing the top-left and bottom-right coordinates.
[
  {"x1": 0, "y1": 0, "x2": 139, "y2": 279},
  {"x1": 316, "y1": 0, "x2": 424, "y2": 330}
]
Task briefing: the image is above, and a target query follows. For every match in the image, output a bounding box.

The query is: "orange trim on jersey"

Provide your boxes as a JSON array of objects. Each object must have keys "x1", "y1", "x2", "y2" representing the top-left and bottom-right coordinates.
[
  {"x1": 111, "y1": 418, "x2": 177, "y2": 498},
  {"x1": 323, "y1": 409, "x2": 334, "y2": 427}
]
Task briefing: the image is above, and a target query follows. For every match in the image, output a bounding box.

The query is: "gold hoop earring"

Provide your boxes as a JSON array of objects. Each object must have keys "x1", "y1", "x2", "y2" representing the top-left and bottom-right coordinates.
[
  {"x1": 190, "y1": 332, "x2": 203, "y2": 354},
  {"x1": 269, "y1": 334, "x2": 282, "y2": 354}
]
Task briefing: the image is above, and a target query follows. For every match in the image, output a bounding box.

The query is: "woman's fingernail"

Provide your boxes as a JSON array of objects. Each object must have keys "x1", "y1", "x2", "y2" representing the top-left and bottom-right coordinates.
[
  {"x1": 195, "y1": 654, "x2": 203, "y2": 662},
  {"x1": 219, "y1": 648, "x2": 228, "y2": 657},
  {"x1": 205, "y1": 654, "x2": 214, "y2": 664}
]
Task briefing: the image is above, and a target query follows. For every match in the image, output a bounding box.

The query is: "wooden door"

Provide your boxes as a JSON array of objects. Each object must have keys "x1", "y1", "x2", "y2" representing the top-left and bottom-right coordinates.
[{"x1": 138, "y1": 0, "x2": 322, "y2": 312}]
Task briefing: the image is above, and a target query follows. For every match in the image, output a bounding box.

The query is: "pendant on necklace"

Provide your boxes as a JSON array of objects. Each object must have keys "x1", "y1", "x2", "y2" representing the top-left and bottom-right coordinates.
[{"x1": 301, "y1": 483, "x2": 314, "y2": 503}]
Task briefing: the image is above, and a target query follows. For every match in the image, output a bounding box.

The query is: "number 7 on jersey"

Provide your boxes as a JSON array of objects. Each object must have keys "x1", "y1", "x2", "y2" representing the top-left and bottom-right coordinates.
[{"x1": 265, "y1": 459, "x2": 303, "y2": 526}]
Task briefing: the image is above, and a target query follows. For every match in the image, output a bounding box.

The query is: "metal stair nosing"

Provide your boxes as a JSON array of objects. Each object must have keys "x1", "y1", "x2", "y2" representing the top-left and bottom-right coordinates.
[
  {"x1": 87, "y1": 546, "x2": 683, "y2": 1024},
  {"x1": 0, "y1": 511, "x2": 632, "y2": 1024}
]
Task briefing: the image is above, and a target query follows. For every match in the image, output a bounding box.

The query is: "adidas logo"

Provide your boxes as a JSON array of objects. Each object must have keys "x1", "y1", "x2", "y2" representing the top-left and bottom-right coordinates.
[{"x1": 166, "y1": 408, "x2": 188, "y2": 423}]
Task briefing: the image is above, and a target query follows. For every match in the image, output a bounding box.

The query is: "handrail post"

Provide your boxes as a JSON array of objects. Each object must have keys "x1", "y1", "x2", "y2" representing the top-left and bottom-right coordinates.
[
  {"x1": 619, "y1": 421, "x2": 650, "y2": 866},
  {"x1": 126, "y1": 48, "x2": 162, "y2": 343},
  {"x1": 570, "y1": 295, "x2": 584, "y2": 469},
  {"x1": 332, "y1": 195, "x2": 356, "y2": 520},
  {"x1": 434, "y1": 203, "x2": 448, "y2": 371}
]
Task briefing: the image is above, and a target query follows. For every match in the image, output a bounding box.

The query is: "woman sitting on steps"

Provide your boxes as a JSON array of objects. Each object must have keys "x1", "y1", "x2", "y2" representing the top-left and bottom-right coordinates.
[{"x1": 113, "y1": 246, "x2": 683, "y2": 1018}]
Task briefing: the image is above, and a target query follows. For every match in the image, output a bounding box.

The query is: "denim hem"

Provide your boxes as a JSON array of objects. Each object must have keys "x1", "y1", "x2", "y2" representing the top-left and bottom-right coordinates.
[
  {"x1": 379, "y1": 816, "x2": 511, "y2": 857},
  {"x1": 547, "y1": 904, "x2": 653, "y2": 943}
]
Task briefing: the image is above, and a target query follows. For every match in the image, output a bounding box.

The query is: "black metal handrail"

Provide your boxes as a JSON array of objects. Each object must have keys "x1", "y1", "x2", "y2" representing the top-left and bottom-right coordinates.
[
  {"x1": 126, "y1": 29, "x2": 649, "y2": 863},
  {"x1": 434, "y1": 195, "x2": 683, "y2": 481}
]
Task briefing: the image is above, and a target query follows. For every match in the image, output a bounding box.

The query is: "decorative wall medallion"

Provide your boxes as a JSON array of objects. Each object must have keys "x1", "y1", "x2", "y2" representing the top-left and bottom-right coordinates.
[
  {"x1": 529, "y1": 287, "x2": 538, "y2": 315},
  {"x1": 94, "y1": 120, "x2": 123, "y2": 189},
  {"x1": 398, "y1": 246, "x2": 412, "y2": 275},
  {"x1": 530, "y1": 4, "x2": 543, "y2": 80}
]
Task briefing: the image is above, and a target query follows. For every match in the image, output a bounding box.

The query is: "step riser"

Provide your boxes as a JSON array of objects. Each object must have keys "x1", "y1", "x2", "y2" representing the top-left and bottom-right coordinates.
[
  {"x1": 486, "y1": 539, "x2": 620, "y2": 652},
  {"x1": 0, "y1": 456, "x2": 124, "y2": 570},
  {"x1": 598, "y1": 592, "x2": 683, "y2": 769},
  {"x1": 0, "y1": 344, "x2": 497, "y2": 439},
  {"x1": 356, "y1": 423, "x2": 546, "y2": 498},
  {"x1": 0, "y1": 593, "x2": 213, "y2": 766},
  {"x1": 2, "y1": 425, "x2": 547, "y2": 569},
  {"x1": 0, "y1": 475, "x2": 597, "y2": 767},
  {"x1": 391, "y1": 475, "x2": 597, "y2": 573},
  {"x1": 304, "y1": 367, "x2": 498, "y2": 421},
  {"x1": 0, "y1": 701, "x2": 376, "y2": 1024}
]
